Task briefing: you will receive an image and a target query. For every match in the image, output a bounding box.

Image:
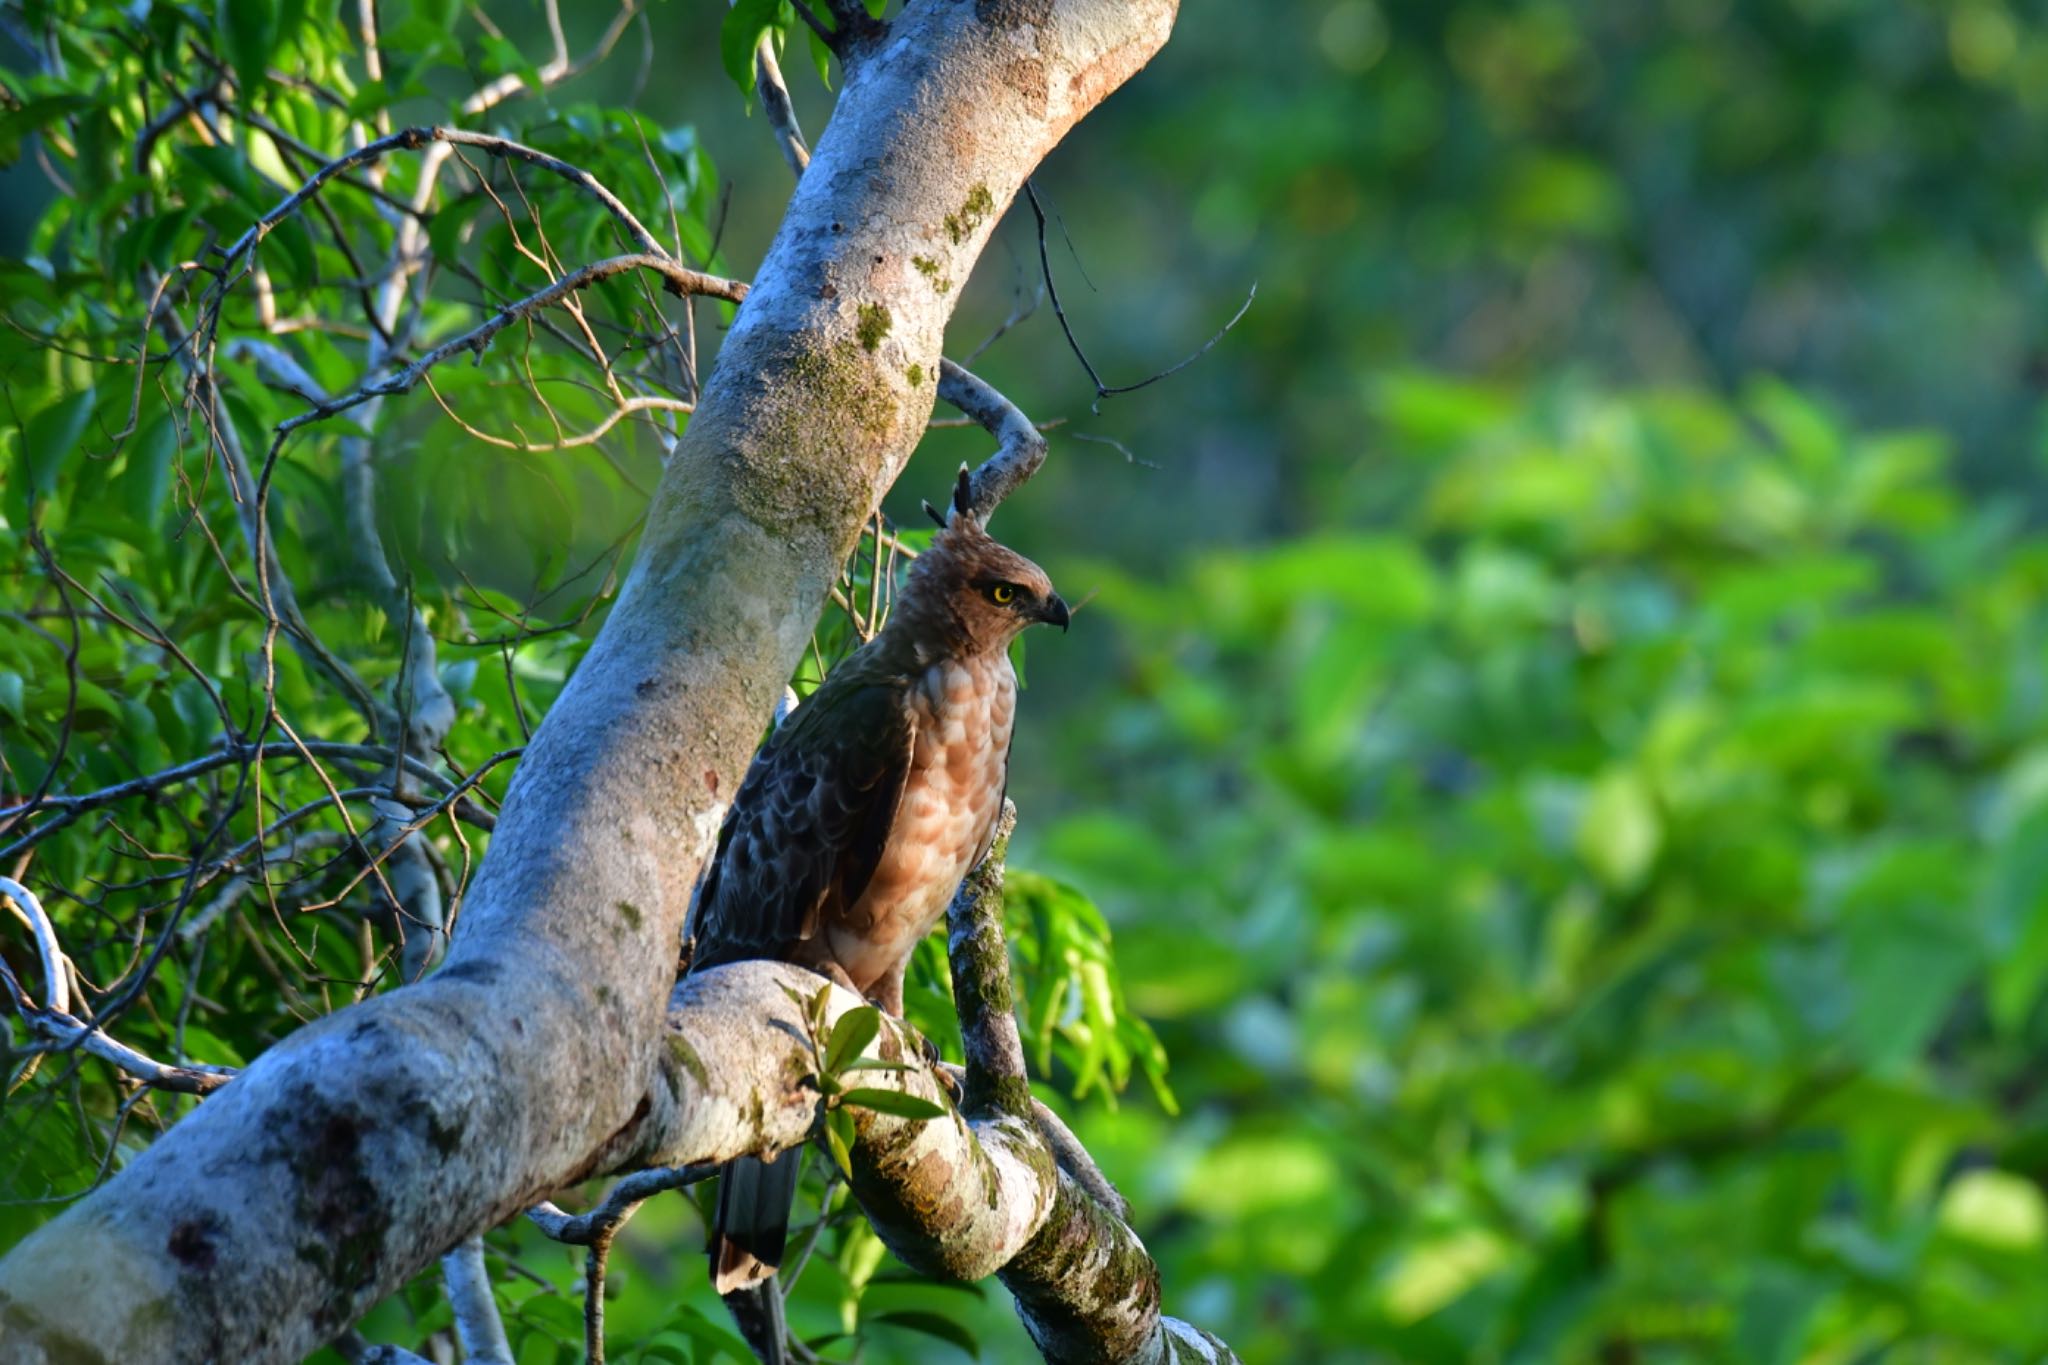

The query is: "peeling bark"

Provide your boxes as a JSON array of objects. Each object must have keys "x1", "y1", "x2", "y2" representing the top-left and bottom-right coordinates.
[{"x1": 0, "y1": 3, "x2": 1179, "y2": 1362}]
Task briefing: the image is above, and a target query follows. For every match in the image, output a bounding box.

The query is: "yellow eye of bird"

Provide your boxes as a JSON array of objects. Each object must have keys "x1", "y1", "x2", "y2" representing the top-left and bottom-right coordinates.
[{"x1": 989, "y1": 584, "x2": 1017, "y2": 605}]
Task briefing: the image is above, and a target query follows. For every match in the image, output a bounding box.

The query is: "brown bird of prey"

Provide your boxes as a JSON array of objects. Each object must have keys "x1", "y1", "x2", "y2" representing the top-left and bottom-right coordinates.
[{"x1": 685, "y1": 469, "x2": 1069, "y2": 1363}]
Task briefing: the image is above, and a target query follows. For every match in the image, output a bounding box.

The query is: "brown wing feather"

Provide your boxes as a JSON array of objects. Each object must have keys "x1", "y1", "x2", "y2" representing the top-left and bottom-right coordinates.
[{"x1": 689, "y1": 663, "x2": 917, "y2": 971}]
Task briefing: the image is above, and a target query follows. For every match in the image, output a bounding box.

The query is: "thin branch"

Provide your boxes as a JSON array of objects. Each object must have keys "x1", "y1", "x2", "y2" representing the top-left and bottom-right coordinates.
[
  {"x1": 1069, "y1": 429, "x2": 1158, "y2": 469},
  {"x1": 963, "y1": 280, "x2": 1044, "y2": 366},
  {"x1": 440, "y1": 1236, "x2": 515, "y2": 1365},
  {"x1": 752, "y1": 32, "x2": 811, "y2": 176},
  {"x1": 525, "y1": 1163, "x2": 715, "y2": 1245},
  {"x1": 0, "y1": 949, "x2": 236, "y2": 1097},
  {"x1": 583, "y1": 1232, "x2": 613, "y2": 1365},
  {"x1": 4, "y1": 1003, "x2": 238, "y2": 1096},
  {"x1": 214, "y1": 126, "x2": 675, "y2": 285},
  {"x1": 1022, "y1": 181, "x2": 1255, "y2": 409},
  {"x1": 789, "y1": 1, "x2": 840, "y2": 49},
  {"x1": 0, "y1": 878, "x2": 70, "y2": 1015},
  {"x1": 266, "y1": 255, "x2": 743, "y2": 443},
  {"x1": 0, "y1": 741, "x2": 456, "y2": 863}
]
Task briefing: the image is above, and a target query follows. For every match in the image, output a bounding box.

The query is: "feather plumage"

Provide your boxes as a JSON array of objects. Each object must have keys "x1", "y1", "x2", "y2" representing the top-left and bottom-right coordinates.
[{"x1": 687, "y1": 500, "x2": 1068, "y2": 1364}]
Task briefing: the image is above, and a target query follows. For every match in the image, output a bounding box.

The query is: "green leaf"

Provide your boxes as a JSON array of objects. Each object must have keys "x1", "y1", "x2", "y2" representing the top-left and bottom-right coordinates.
[
  {"x1": 658, "y1": 1304, "x2": 753, "y2": 1358},
  {"x1": 119, "y1": 413, "x2": 176, "y2": 530},
  {"x1": 720, "y1": 0, "x2": 782, "y2": 95},
  {"x1": 840, "y1": 1088, "x2": 946, "y2": 1120},
  {"x1": 9, "y1": 387, "x2": 96, "y2": 528},
  {"x1": 19, "y1": 388, "x2": 95, "y2": 497},
  {"x1": 216, "y1": 0, "x2": 278, "y2": 104},
  {"x1": 868, "y1": 1310, "x2": 980, "y2": 1359},
  {"x1": 869, "y1": 1268, "x2": 988, "y2": 1297},
  {"x1": 808, "y1": 26, "x2": 834, "y2": 90},
  {"x1": 824, "y1": 1005, "x2": 881, "y2": 1074},
  {"x1": 1576, "y1": 768, "x2": 1662, "y2": 891},
  {"x1": 825, "y1": 1106, "x2": 856, "y2": 1177},
  {"x1": 0, "y1": 93, "x2": 95, "y2": 164}
]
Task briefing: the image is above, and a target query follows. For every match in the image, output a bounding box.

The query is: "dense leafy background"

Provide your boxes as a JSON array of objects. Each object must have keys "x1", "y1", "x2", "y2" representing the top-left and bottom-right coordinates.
[{"x1": 7, "y1": 1, "x2": 2048, "y2": 1362}]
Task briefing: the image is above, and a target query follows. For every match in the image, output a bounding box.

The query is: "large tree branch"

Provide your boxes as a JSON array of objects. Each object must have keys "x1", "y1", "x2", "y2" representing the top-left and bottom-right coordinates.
[
  {"x1": 618, "y1": 961, "x2": 1238, "y2": 1365},
  {"x1": 0, "y1": 3, "x2": 1179, "y2": 1361}
]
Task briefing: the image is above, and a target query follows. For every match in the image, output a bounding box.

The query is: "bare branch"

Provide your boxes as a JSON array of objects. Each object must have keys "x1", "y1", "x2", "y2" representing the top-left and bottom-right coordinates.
[
  {"x1": 0, "y1": 892, "x2": 235, "y2": 1095},
  {"x1": 528, "y1": 1164, "x2": 714, "y2": 1365},
  {"x1": 215, "y1": 126, "x2": 675, "y2": 284},
  {"x1": 2, "y1": 995, "x2": 237, "y2": 1096},
  {"x1": 266, "y1": 254, "x2": 744, "y2": 445},
  {"x1": 0, "y1": 877, "x2": 70, "y2": 1017},
  {"x1": 525, "y1": 1163, "x2": 714, "y2": 1246},
  {"x1": 440, "y1": 1237, "x2": 514, "y2": 1365},
  {"x1": 939, "y1": 360, "x2": 1048, "y2": 524},
  {"x1": 0, "y1": 741, "x2": 458, "y2": 861},
  {"x1": 752, "y1": 32, "x2": 812, "y2": 176},
  {"x1": 788, "y1": 1, "x2": 840, "y2": 49},
  {"x1": 1022, "y1": 181, "x2": 1255, "y2": 408}
]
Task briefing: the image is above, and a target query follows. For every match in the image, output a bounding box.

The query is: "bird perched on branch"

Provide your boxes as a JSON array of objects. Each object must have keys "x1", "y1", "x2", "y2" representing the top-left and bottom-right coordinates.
[{"x1": 685, "y1": 468, "x2": 1070, "y2": 1364}]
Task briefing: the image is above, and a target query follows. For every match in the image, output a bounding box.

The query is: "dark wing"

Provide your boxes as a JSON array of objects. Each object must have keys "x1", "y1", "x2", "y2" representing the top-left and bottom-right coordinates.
[{"x1": 688, "y1": 667, "x2": 917, "y2": 971}]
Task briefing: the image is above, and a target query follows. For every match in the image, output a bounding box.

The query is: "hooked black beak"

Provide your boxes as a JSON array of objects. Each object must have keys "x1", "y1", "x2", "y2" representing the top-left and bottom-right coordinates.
[{"x1": 1042, "y1": 593, "x2": 1071, "y2": 632}]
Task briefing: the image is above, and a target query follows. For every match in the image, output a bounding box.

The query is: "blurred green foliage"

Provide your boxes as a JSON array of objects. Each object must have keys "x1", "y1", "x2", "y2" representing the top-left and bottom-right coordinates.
[{"x1": 1040, "y1": 376, "x2": 2048, "y2": 1360}]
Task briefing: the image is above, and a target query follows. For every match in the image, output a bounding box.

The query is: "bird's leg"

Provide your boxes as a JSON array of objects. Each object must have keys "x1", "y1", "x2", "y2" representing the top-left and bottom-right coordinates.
[
  {"x1": 791, "y1": 942, "x2": 863, "y2": 999},
  {"x1": 870, "y1": 962, "x2": 960, "y2": 1101},
  {"x1": 869, "y1": 966, "x2": 907, "y2": 1019}
]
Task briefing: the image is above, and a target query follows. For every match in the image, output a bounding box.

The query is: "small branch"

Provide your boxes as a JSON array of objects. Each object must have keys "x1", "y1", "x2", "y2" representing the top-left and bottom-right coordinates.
[
  {"x1": 963, "y1": 280, "x2": 1044, "y2": 366},
  {"x1": 1022, "y1": 181, "x2": 1255, "y2": 409},
  {"x1": 0, "y1": 741, "x2": 456, "y2": 862},
  {"x1": 440, "y1": 1236, "x2": 515, "y2": 1365},
  {"x1": 937, "y1": 360, "x2": 1048, "y2": 524},
  {"x1": 0, "y1": 964, "x2": 237, "y2": 1096},
  {"x1": 216, "y1": 127, "x2": 675, "y2": 283},
  {"x1": 789, "y1": 1, "x2": 840, "y2": 48},
  {"x1": 525, "y1": 1163, "x2": 714, "y2": 1245},
  {"x1": 752, "y1": 32, "x2": 811, "y2": 176},
  {"x1": 269, "y1": 255, "x2": 746, "y2": 443},
  {"x1": 343, "y1": 1339, "x2": 434, "y2": 1365},
  {"x1": 583, "y1": 1232, "x2": 613, "y2": 1365},
  {"x1": 0, "y1": 877, "x2": 70, "y2": 1017},
  {"x1": 171, "y1": 337, "x2": 388, "y2": 732}
]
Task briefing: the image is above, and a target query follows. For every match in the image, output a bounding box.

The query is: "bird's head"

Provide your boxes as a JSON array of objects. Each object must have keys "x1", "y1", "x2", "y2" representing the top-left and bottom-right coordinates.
[{"x1": 893, "y1": 468, "x2": 1069, "y2": 656}]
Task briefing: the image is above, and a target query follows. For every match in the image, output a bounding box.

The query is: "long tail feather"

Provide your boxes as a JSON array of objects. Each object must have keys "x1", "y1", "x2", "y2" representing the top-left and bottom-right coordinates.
[{"x1": 710, "y1": 1150, "x2": 802, "y2": 1365}]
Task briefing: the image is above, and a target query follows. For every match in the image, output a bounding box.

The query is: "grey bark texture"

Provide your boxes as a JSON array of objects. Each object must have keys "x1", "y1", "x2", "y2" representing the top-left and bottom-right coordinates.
[{"x1": 0, "y1": 3, "x2": 1185, "y2": 1363}]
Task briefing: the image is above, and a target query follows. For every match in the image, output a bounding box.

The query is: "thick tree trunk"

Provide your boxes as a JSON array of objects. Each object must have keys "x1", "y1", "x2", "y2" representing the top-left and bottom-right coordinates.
[{"x1": 0, "y1": 4, "x2": 1177, "y2": 1361}]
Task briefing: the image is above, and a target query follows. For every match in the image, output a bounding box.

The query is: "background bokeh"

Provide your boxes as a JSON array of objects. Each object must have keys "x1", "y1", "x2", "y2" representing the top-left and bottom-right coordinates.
[{"x1": 10, "y1": 1, "x2": 2048, "y2": 1361}]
